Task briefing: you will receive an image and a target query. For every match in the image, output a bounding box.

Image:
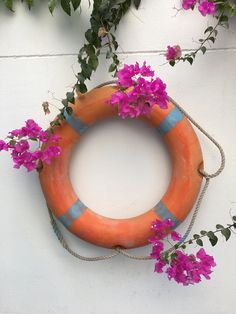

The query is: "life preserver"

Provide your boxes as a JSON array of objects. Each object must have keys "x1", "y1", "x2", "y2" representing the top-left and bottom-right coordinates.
[{"x1": 39, "y1": 86, "x2": 203, "y2": 249}]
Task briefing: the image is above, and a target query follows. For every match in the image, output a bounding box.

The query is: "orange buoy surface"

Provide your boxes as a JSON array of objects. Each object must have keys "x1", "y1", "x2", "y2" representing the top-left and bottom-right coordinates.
[{"x1": 39, "y1": 86, "x2": 203, "y2": 249}]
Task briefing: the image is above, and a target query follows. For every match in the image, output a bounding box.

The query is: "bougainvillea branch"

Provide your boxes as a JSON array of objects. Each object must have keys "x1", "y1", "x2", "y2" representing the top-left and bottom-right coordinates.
[
  {"x1": 150, "y1": 216, "x2": 236, "y2": 285},
  {"x1": 166, "y1": 0, "x2": 234, "y2": 66}
]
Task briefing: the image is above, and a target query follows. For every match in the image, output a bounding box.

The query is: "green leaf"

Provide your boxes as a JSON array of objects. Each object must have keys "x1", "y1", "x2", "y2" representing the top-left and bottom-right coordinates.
[
  {"x1": 208, "y1": 37, "x2": 215, "y2": 43},
  {"x1": 193, "y1": 234, "x2": 200, "y2": 239},
  {"x1": 169, "y1": 60, "x2": 175, "y2": 67},
  {"x1": 186, "y1": 57, "x2": 193, "y2": 65},
  {"x1": 88, "y1": 55, "x2": 99, "y2": 70},
  {"x1": 71, "y1": 0, "x2": 81, "y2": 11},
  {"x1": 85, "y1": 29, "x2": 94, "y2": 44},
  {"x1": 78, "y1": 83, "x2": 87, "y2": 93},
  {"x1": 200, "y1": 230, "x2": 207, "y2": 235},
  {"x1": 109, "y1": 63, "x2": 117, "y2": 72},
  {"x1": 210, "y1": 236, "x2": 218, "y2": 246},
  {"x1": 204, "y1": 26, "x2": 213, "y2": 34},
  {"x1": 221, "y1": 228, "x2": 231, "y2": 241},
  {"x1": 61, "y1": 0, "x2": 71, "y2": 15},
  {"x1": 219, "y1": 15, "x2": 229, "y2": 23},
  {"x1": 201, "y1": 46, "x2": 207, "y2": 55},
  {"x1": 25, "y1": 0, "x2": 33, "y2": 9},
  {"x1": 207, "y1": 231, "x2": 218, "y2": 246},
  {"x1": 232, "y1": 216, "x2": 236, "y2": 222},
  {"x1": 81, "y1": 60, "x2": 92, "y2": 78},
  {"x1": 216, "y1": 224, "x2": 224, "y2": 229},
  {"x1": 61, "y1": 99, "x2": 68, "y2": 107},
  {"x1": 4, "y1": 0, "x2": 14, "y2": 11},
  {"x1": 133, "y1": 0, "x2": 141, "y2": 9},
  {"x1": 106, "y1": 51, "x2": 114, "y2": 59},
  {"x1": 48, "y1": 0, "x2": 57, "y2": 14},
  {"x1": 207, "y1": 231, "x2": 215, "y2": 239},
  {"x1": 66, "y1": 107, "x2": 73, "y2": 115},
  {"x1": 76, "y1": 73, "x2": 85, "y2": 83},
  {"x1": 66, "y1": 92, "x2": 75, "y2": 103},
  {"x1": 9, "y1": 139, "x2": 16, "y2": 146},
  {"x1": 196, "y1": 239, "x2": 203, "y2": 246},
  {"x1": 170, "y1": 252, "x2": 177, "y2": 260}
]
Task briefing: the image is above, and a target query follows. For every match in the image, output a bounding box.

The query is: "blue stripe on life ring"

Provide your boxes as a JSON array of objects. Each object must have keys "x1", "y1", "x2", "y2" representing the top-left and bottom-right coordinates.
[
  {"x1": 59, "y1": 199, "x2": 86, "y2": 228},
  {"x1": 64, "y1": 110, "x2": 89, "y2": 134},
  {"x1": 154, "y1": 201, "x2": 180, "y2": 228},
  {"x1": 157, "y1": 107, "x2": 183, "y2": 136}
]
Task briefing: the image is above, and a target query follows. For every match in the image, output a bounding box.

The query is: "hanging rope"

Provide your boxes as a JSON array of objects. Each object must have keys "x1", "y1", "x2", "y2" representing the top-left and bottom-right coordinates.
[{"x1": 47, "y1": 81, "x2": 225, "y2": 261}]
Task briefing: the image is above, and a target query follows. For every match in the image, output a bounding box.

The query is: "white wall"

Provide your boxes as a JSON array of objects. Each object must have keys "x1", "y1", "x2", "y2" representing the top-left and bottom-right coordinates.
[{"x1": 0, "y1": 1, "x2": 236, "y2": 313}]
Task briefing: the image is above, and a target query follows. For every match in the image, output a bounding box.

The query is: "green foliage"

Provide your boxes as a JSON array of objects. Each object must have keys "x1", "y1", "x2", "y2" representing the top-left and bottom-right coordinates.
[
  {"x1": 48, "y1": 0, "x2": 56, "y2": 14},
  {"x1": 4, "y1": 0, "x2": 13, "y2": 11},
  {"x1": 2, "y1": 0, "x2": 83, "y2": 14},
  {"x1": 171, "y1": 0, "x2": 236, "y2": 67},
  {"x1": 133, "y1": 0, "x2": 141, "y2": 9},
  {"x1": 221, "y1": 228, "x2": 231, "y2": 241}
]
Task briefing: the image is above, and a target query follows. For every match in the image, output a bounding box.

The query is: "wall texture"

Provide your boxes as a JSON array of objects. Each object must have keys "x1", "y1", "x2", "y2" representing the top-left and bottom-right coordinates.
[{"x1": 0, "y1": 1, "x2": 236, "y2": 314}]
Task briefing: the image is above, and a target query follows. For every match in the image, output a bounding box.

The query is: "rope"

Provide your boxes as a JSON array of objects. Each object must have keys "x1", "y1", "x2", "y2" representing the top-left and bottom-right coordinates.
[
  {"x1": 48, "y1": 207, "x2": 119, "y2": 261},
  {"x1": 46, "y1": 81, "x2": 225, "y2": 261}
]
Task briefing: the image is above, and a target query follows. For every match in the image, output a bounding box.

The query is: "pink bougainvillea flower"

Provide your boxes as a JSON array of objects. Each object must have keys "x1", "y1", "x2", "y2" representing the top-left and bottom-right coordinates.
[
  {"x1": 166, "y1": 249, "x2": 216, "y2": 285},
  {"x1": 151, "y1": 218, "x2": 174, "y2": 240},
  {"x1": 0, "y1": 140, "x2": 9, "y2": 151},
  {"x1": 39, "y1": 131, "x2": 50, "y2": 143},
  {"x1": 154, "y1": 259, "x2": 166, "y2": 273},
  {"x1": 198, "y1": 0, "x2": 216, "y2": 16},
  {"x1": 170, "y1": 231, "x2": 182, "y2": 241},
  {"x1": 165, "y1": 45, "x2": 182, "y2": 61},
  {"x1": 0, "y1": 119, "x2": 61, "y2": 171},
  {"x1": 51, "y1": 134, "x2": 61, "y2": 142},
  {"x1": 150, "y1": 218, "x2": 216, "y2": 285},
  {"x1": 182, "y1": 0, "x2": 197, "y2": 10},
  {"x1": 110, "y1": 62, "x2": 168, "y2": 119},
  {"x1": 42, "y1": 145, "x2": 62, "y2": 165}
]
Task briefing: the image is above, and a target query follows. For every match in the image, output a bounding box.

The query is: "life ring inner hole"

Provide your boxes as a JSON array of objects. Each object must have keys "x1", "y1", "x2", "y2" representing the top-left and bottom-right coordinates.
[{"x1": 70, "y1": 117, "x2": 172, "y2": 219}]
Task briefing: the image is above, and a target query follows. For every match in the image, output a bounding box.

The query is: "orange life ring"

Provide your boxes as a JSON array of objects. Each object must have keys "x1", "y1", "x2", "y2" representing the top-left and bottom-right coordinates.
[{"x1": 39, "y1": 86, "x2": 203, "y2": 249}]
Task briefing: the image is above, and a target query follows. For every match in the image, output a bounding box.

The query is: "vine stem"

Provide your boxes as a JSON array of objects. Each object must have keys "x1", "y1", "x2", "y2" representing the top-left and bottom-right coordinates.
[{"x1": 173, "y1": 223, "x2": 235, "y2": 252}]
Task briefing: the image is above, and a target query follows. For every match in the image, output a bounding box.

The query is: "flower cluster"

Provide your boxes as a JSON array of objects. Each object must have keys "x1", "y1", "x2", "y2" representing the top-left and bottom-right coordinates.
[
  {"x1": 149, "y1": 218, "x2": 216, "y2": 285},
  {"x1": 165, "y1": 45, "x2": 182, "y2": 61},
  {"x1": 0, "y1": 119, "x2": 61, "y2": 172},
  {"x1": 182, "y1": 0, "x2": 216, "y2": 16},
  {"x1": 109, "y1": 62, "x2": 168, "y2": 119}
]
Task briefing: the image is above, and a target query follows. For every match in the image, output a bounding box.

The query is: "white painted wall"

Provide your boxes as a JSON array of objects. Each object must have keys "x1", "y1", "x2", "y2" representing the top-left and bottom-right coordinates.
[{"x1": 0, "y1": 1, "x2": 236, "y2": 313}]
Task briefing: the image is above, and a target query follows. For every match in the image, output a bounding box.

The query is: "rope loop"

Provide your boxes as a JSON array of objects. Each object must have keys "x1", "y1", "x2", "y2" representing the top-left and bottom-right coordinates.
[{"x1": 45, "y1": 81, "x2": 225, "y2": 261}]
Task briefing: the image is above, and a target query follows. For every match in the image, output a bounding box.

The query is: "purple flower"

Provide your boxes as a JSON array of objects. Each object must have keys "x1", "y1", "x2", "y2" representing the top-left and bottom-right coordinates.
[
  {"x1": 165, "y1": 249, "x2": 216, "y2": 285},
  {"x1": 9, "y1": 129, "x2": 21, "y2": 137},
  {"x1": 110, "y1": 62, "x2": 168, "y2": 119},
  {"x1": 0, "y1": 140, "x2": 9, "y2": 151},
  {"x1": 182, "y1": 0, "x2": 197, "y2": 10},
  {"x1": 39, "y1": 131, "x2": 50, "y2": 143},
  {"x1": 198, "y1": 0, "x2": 216, "y2": 16},
  {"x1": 14, "y1": 140, "x2": 30, "y2": 153},
  {"x1": 1, "y1": 119, "x2": 62, "y2": 172},
  {"x1": 149, "y1": 218, "x2": 216, "y2": 285},
  {"x1": 42, "y1": 146, "x2": 62, "y2": 164},
  {"x1": 171, "y1": 231, "x2": 182, "y2": 241},
  {"x1": 151, "y1": 218, "x2": 174, "y2": 240},
  {"x1": 165, "y1": 45, "x2": 182, "y2": 61},
  {"x1": 51, "y1": 134, "x2": 61, "y2": 142},
  {"x1": 154, "y1": 259, "x2": 166, "y2": 273},
  {"x1": 150, "y1": 240, "x2": 164, "y2": 259}
]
